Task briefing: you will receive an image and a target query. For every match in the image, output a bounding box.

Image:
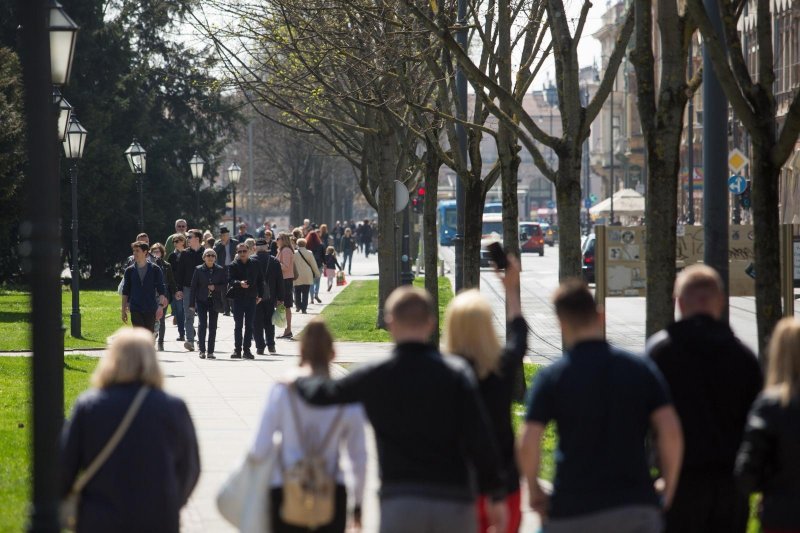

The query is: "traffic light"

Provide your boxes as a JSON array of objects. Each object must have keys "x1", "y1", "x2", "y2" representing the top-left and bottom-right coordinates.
[
  {"x1": 739, "y1": 181, "x2": 751, "y2": 209},
  {"x1": 412, "y1": 186, "x2": 426, "y2": 214}
]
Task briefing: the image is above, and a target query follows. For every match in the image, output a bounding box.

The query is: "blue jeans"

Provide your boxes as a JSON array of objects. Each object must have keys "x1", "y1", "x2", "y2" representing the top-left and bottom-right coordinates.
[
  {"x1": 342, "y1": 251, "x2": 353, "y2": 274},
  {"x1": 171, "y1": 295, "x2": 185, "y2": 338},
  {"x1": 182, "y1": 286, "x2": 196, "y2": 342},
  {"x1": 233, "y1": 297, "x2": 257, "y2": 352},
  {"x1": 311, "y1": 275, "x2": 321, "y2": 298},
  {"x1": 196, "y1": 299, "x2": 219, "y2": 354}
]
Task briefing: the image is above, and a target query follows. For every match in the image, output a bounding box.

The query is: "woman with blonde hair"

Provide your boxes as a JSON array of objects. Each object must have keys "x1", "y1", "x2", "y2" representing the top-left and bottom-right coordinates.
[
  {"x1": 443, "y1": 254, "x2": 526, "y2": 533},
  {"x1": 250, "y1": 317, "x2": 367, "y2": 532},
  {"x1": 735, "y1": 317, "x2": 800, "y2": 533},
  {"x1": 276, "y1": 233, "x2": 296, "y2": 339},
  {"x1": 60, "y1": 327, "x2": 200, "y2": 532}
]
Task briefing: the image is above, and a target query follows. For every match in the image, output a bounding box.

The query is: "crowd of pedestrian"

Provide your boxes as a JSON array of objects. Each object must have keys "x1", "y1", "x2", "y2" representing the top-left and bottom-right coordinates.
[{"x1": 61, "y1": 238, "x2": 799, "y2": 533}]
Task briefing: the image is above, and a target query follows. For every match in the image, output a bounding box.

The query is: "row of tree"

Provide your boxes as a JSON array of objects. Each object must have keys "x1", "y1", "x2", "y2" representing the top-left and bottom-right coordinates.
[
  {"x1": 193, "y1": 0, "x2": 800, "y2": 352},
  {"x1": 0, "y1": 0, "x2": 240, "y2": 283}
]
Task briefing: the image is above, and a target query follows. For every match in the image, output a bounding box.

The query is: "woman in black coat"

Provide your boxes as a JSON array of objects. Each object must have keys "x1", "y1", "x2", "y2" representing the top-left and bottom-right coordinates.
[
  {"x1": 189, "y1": 248, "x2": 227, "y2": 359},
  {"x1": 150, "y1": 242, "x2": 176, "y2": 351},
  {"x1": 443, "y1": 255, "x2": 526, "y2": 533},
  {"x1": 61, "y1": 328, "x2": 200, "y2": 533}
]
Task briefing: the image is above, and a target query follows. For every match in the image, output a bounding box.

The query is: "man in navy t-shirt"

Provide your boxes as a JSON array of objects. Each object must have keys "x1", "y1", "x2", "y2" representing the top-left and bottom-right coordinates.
[{"x1": 520, "y1": 279, "x2": 684, "y2": 533}]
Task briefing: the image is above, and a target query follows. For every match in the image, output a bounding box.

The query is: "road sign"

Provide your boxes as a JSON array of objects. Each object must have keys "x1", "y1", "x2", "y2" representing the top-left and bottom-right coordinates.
[
  {"x1": 547, "y1": 200, "x2": 556, "y2": 209},
  {"x1": 729, "y1": 149, "x2": 749, "y2": 173},
  {"x1": 728, "y1": 174, "x2": 748, "y2": 195},
  {"x1": 590, "y1": 193, "x2": 597, "y2": 202},
  {"x1": 584, "y1": 198, "x2": 592, "y2": 209}
]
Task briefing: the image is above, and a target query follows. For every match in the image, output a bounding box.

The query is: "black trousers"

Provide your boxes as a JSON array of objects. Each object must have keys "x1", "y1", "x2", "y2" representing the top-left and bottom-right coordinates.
[
  {"x1": 270, "y1": 485, "x2": 347, "y2": 533},
  {"x1": 130, "y1": 311, "x2": 156, "y2": 332},
  {"x1": 665, "y1": 473, "x2": 749, "y2": 533},
  {"x1": 196, "y1": 299, "x2": 219, "y2": 353},
  {"x1": 294, "y1": 285, "x2": 310, "y2": 312},
  {"x1": 253, "y1": 298, "x2": 276, "y2": 350}
]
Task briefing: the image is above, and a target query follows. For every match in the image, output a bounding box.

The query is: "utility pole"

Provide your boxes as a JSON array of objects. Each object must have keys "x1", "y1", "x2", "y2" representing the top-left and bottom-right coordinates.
[{"x1": 702, "y1": 0, "x2": 730, "y2": 316}]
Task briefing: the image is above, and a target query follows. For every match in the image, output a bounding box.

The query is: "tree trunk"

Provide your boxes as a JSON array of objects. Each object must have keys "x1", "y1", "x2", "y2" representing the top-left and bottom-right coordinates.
[
  {"x1": 751, "y1": 137, "x2": 782, "y2": 358},
  {"x1": 556, "y1": 154, "x2": 583, "y2": 280},
  {"x1": 290, "y1": 188, "x2": 301, "y2": 228},
  {"x1": 424, "y1": 148, "x2": 442, "y2": 343},
  {"x1": 376, "y1": 128, "x2": 399, "y2": 328},
  {"x1": 463, "y1": 177, "x2": 487, "y2": 289}
]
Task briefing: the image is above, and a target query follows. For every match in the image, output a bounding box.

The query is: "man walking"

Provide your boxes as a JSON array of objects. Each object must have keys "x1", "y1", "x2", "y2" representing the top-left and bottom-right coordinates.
[
  {"x1": 253, "y1": 239, "x2": 284, "y2": 355},
  {"x1": 646, "y1": 265, "x2": 762, "y2": 533},
  {"x1": 175, "y1": 229, "x2": 204, "y2": 351},
  {"x1": 228, "y1": 242, "x2": 263, "y2": 359},
  {"x1": 121, "y1": 241, "x2": 168, "y2": 332},
  {"x1": 213, "y1": 225, "x2": 238, "y2": 316},
  {"x1": 236, "y1": 222, "x2": 254, "y2": 242},
  {"x1": 520, "y1": 279, "x2": 683, "y2": 533},
  {"x1": 295, "y1": 287, "x2": 508, "y2": 533},
  {"x1": 164, "y1": 218, "x2": 188, "y2": 256}
]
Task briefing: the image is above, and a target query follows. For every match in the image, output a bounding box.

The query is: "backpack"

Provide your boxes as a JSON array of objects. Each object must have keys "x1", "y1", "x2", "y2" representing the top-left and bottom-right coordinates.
[{"x1": 280, "y1": 387, "x2": 344, "y2": 529}]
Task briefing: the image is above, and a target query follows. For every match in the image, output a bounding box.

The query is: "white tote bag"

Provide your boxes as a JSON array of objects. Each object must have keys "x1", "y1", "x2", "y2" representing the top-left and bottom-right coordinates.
[{"x1": 217, "y1": 442, "x2": 279, "y2": 533}]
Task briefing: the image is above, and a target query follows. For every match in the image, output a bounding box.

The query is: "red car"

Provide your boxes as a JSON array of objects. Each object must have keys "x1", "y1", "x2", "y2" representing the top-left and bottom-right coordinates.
[{"x1": 519, "y1": 222, "x2": 545, "y2": 256}]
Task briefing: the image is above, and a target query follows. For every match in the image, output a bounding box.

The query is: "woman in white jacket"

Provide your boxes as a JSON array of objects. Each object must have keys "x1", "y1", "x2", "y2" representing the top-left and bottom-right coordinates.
[
  {"x1": 293, "y1": 238, "x2": 320, "y2": 314},
  {"x1": 250, "y1": 317, "x2": 367, "y2": 533}
]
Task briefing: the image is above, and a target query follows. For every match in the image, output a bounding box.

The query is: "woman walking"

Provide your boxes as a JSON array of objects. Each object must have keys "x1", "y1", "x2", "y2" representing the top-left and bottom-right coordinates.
[
  {"x1": 276, "y1": 233, "x2": 295, "y2": 339},
  {"x1": 340, "y1": 228, "x2": 355, "y2": 275},
  {"x1": 167, "y1": 234, "x2": 187, "y2": 342},
  {"x1": 189, "y1": 249, "x2": 227, "y2": 360},
  {"x1": 249, "y1": 318, "x2": 367, "y2": 533},
  {"x1": 60, "y1": 328, "x2": 200, "y2": 533},
  {"x1": 324, "y1": 246, "x2": 341, "y2": 292},
  {"x1": 307, "y1": 230, "x2": 324, "y2": 304},
  {"x1": 294, "y1": 238, "x2": 320, "y2": 314},
  {"x1": 150, "y1": 242, "x2": 176, "y2": 351},
  {"x1": 736, "y1": 317, "x2": 800, "y2": 533},
  {"x1": 443, "y1": 254, "x2": 526, "y2": 533}
]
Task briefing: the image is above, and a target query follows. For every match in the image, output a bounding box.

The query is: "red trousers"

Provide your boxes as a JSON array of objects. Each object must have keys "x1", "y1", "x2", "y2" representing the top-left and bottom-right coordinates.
[{"x1": 476, "y1": 490, "x2": 522, "y2": 533}]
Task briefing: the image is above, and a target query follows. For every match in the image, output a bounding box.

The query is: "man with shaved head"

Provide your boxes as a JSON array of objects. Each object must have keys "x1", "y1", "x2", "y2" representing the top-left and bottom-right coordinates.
[{"x1": 646, "y1": 265, "x2": 762, "y2": 533}]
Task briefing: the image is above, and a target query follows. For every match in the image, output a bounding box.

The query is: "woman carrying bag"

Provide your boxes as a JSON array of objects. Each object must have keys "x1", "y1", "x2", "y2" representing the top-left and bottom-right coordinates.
[
  {"x1": 189, "y1": 248, "x2": 227, "y2": 360},
  {"x1": 248, "y1": 317, "x2": 367, "y2": 532},
  {"x1": 293, "y1": 238, "x2": 320, "y2": 314}
]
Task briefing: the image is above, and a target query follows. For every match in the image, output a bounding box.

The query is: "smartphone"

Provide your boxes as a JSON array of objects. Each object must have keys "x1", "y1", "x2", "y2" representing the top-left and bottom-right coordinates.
[{"x1": 486, "y1": 241, "x2": 508, "y2": 269}]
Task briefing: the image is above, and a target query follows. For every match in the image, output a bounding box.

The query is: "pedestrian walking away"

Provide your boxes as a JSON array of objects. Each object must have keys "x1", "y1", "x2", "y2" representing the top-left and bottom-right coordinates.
[
  {"x1": 121, "y1": 241, "x2": 168, "y2": 333},
  {"x1": 307, "y1": 229, "x2": 325, "y2": 303},
  {"x1": 444, "y1": 254, "x2": 526, "y2": 533},
  {"x1": 228, "y1": 242, "x2": 263, "y2": 359},
  {"x1": 175, "y1": 229, "x2": 205, "y2": 351},
  {"x1": 60, "y1": 328, "x2": 200, "y2": 533},
  {"x1": 189, "y1": 248, "x2": 227, "y2": 360},
  {"x1": 276, "y1": 233, "x2": 295, "y2": 339},
  {"x1": 647, "y1": 265, "x2": 762, "y2": 533},
  {"x1": 248, "y1": 318, "x2": 367, "y2": 533},
  {"x1": 735, "y1": 317, "x2": 800, "y2": 533},
  {"x1": 294, "y1": 287, "x2": 509, "y2": 533},
  {"x1": 294, "y1": 238, "x2": 320, "y2": 314},
  {"x1": 340, "y1": 228, "x2": 355, "y2": 275},
  {"x1": 253, "y1": 238, "x2": 285, "y2": 355},
  {"x1": 323, "y1": 246, "x2": 342, "y2": 292},
  {"x1": 520, "y1": 279, "x2": 683, "y2": 533}
]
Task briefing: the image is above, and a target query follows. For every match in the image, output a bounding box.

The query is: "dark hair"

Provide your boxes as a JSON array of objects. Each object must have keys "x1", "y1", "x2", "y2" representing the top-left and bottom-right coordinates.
[
  {"x1": 385, "y1": 287, "x2": 435, "y2": 326},
  {"x1": 300, "y1": 317, "x2": 334, "y2": 369},
  {"x1": 188, "y1": 229, "x2": 203, "y2": 240},
  {"x1": 131, "y1": 241, "x2": 149, "y2": 252},
  {"x1": 552, "y1": 278, "x2": 598, "y2": 327}
]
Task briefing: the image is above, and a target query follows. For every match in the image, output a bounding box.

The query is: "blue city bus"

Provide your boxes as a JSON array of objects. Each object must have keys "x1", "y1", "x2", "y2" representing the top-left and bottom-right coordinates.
[
  {"x1": 438, "y1": 200, "x2": 457, "y2": 245},
  {"x1": 484, "y1": 202, "x2": 502, "y2": 214}
]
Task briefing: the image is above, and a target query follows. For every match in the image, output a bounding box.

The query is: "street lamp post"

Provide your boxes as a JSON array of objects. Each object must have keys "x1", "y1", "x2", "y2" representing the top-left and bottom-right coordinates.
[
  {"x1": 52, "y1": 88, "x2": 72, "y2": 141},
  {"x1": 189, "y1": 152, "x2": 204, "y2": 221},
  {"x1": 63, "y1": 114, "x2": 87, "y2": 338},
  {"x1": 124, "y1": 138, "x2": 147, "y2": 231},
  {"x1": 228, "y1": 162, "x2": 242, "y2": 227}
]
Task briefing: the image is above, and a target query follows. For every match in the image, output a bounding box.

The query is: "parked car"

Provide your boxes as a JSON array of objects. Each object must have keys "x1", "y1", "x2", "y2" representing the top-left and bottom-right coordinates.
[
  {"x1": 582, "y1": 233, "x2": 596, "y2": 283},
  {"x1": 519, "y1": 222, "x2": 544, "y2": 256}
]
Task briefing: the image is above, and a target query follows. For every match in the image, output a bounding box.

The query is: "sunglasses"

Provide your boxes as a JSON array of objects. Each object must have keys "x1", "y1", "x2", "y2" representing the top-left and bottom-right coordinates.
[{"x1": 237, "y1": 250, "x2": 248, "y2": 254}]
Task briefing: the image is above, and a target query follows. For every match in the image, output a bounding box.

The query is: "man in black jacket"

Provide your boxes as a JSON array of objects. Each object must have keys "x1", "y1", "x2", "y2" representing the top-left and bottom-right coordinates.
[
  {"x1": 253, "y1": 239, "x2": 284, "y2": 355},
  {"x1": 295, "y1": 287, "x2": 508, "y2": 533},
  {"x1": 213, "y1": 226, "x2": 238, "y2": 316},
  {"x1": 228, "y1": 242, "x2": 263, "y2": 359},
  {"x1": 646, "y1": 265, "x2": 762, "y2": 533},
  {"x1": 175, "y1": 229, "x2": 204, "y2": 352}
]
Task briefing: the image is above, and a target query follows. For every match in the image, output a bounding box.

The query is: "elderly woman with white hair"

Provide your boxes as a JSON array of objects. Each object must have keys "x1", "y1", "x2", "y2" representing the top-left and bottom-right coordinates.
[
  {"x1": 60, "y1": 328, "x2": 200, "y2": 533},
  {"x1": 443, "y1": 254, "x2": 526, "y2": 533}
]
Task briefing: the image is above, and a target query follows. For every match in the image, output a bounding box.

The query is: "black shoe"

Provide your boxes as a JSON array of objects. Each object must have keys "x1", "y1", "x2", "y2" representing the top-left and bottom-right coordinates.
[
  {"x1": 301, "y1": 309, "x2": 307, "y2": 314},
  {"x1": 256, "y1": 348, "x2": 265, "y2": 355},
  {"x1": 230, "y1": 351, "x2": 242, "y2": 359},
  {"x1": 315, "y1": 296, "x2": 322, "y2": 303},
  {"x1": 207, "y1": 353, "x2": 216, "y2": 359},
  {"x1": 199, "y1": 351, "x2": 206, "y2": 359},
  {"x1": 268, "y1": 346, "x2": 276, "y2": 354},
  {"x1": 177, "y1": 336, "x2": 185, "y2": 342},
  {"x1": 243, "y1": 351, "x2": 255, "y2": 360},
  {"x1": 184, "y1": 341, "x2": 194, "y2": 352},
  {"x1": 158, "y1": 343, "x2": 164, "y2": 351},
  {"x1": 277, "y1": 331, "x2": 293, "y2": 339},
  {"x1": 223, "y1": 312, "x2": 231, "y2": 316}
]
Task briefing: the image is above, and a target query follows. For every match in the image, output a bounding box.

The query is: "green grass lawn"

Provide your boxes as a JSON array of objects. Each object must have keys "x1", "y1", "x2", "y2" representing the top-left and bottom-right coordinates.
[
  {"x1": 0, "y1": 290, "x2": 121, "y2": 351},
  {"x1": 0, "y1": 355, "x2": 98, "y2": 530},
  {"x1": 321, "y1": 277, "x2": 453, "y2": 342},
  {"x1": 513, "y1": 363, "x2": 558, "y2": 482}
]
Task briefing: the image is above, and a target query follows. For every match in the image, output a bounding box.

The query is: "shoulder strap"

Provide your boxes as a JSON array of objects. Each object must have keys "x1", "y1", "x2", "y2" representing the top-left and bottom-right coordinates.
[
  {"x1": 298, "y1": 249, "x2": 314, "y2": 271},
  {"x1": 70, "y1": 386, "x2": 150, "y2": 495}
]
